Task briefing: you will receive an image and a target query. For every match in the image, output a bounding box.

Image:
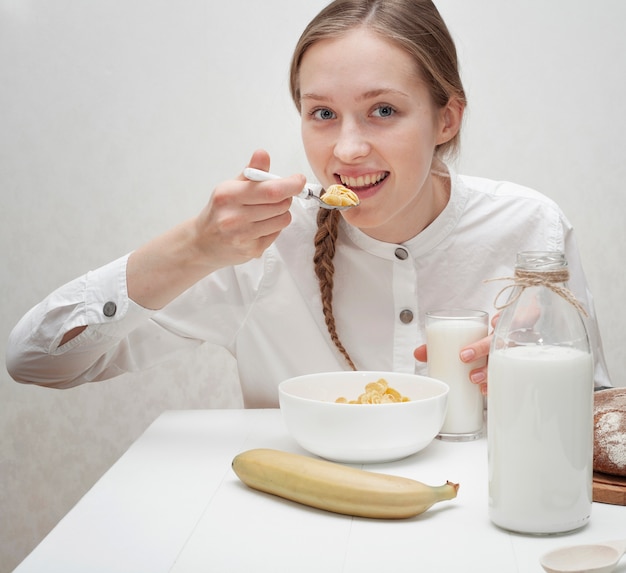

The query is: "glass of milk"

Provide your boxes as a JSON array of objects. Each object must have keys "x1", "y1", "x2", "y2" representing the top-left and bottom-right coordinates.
[{"x1": 425, "y1": 309, "x2": 488, "y2": 441}]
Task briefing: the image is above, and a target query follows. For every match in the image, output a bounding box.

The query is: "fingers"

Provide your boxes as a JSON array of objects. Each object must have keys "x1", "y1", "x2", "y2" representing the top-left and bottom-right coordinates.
[
  {"x1": 491, "y1": 312, "x2": 500, "y2": 329},
  {"x1": 459, "y1": 334, "x2": 492, "y2": 364},
  {"x1": 414, "y1": 340, "x2": 488, "y2": 395},
  {"x1": 413, "y1": 344, "x2": 427, "y2": 363},
  {"x1": 206, "y1": 180, "x2": 293, "y2": 250},
  {"x1": 211, "y1": 179, "x2": 294, "y2": 224},
  {"x1": 416, "y1": 320, "x2": 495, "y2": 396},
  {"x1": 474, "y1": 377, "x2": 488, "y2": 396},
  {"x1": 193, "y1": 151, "x2": 308, "y2": 269},
  {"x1": 241, "y1": 174, "x2": 306, "y2": 209},
  {"x1": 460, "y1": 333, "x2": 492, "y2": 395},
  {"x1": 469, "y1": 365, "x2": 488, "y2": 394},
  {"x1": 238, "y1": 149, "x2": 306, "y2": 206}
]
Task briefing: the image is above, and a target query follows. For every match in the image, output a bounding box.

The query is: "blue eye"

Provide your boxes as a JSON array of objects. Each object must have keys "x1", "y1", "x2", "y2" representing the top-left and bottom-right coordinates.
[
  {"x1": 373, "y1": 105, "x2": 395, "y2": 118},
  {"x1": 312, "y1": 108, "x2": 336, "y2": 120}
]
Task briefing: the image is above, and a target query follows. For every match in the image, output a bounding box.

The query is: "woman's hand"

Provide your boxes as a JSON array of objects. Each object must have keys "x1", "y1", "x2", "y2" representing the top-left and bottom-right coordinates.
[
  {"x1": 458, "y1": 337, "x2": 491, "y2": 395},
  {"x1": 413, "y1": 314, "x2": 498, "y2": 396},
  {"x1": 126, "y1": 149, "x2": 305, "y2": 310},
  {"x1": 191, "y1": 149, "x2": 305, "y2": 269}
]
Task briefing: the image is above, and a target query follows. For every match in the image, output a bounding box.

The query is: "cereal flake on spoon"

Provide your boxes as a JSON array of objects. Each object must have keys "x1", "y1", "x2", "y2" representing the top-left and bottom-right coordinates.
[{"x1": 321, "y1": 184, "x2": 360, "y2": 208}]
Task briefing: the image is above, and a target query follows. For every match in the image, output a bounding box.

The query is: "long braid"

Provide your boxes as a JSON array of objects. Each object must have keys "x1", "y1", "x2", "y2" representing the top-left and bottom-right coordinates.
[{"x1": 313, "y1": 209, "x2": 357, "y2": 370}]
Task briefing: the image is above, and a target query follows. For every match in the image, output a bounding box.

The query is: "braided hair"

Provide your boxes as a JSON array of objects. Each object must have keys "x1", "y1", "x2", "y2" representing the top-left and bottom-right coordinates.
[{"x1": 313, "y1": 208, "x2": 357, "y2": 370}]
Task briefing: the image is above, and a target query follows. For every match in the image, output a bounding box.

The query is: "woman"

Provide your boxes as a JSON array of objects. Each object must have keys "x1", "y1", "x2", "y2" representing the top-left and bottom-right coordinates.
[{"x1": 6, "y1": 0, "x2": 611, "y2": 405}]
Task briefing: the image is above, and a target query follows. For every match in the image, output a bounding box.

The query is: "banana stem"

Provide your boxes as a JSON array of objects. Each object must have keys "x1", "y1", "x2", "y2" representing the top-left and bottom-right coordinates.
[{"x1": 439, "y1": 481, "x2": 460, "y2": 501}]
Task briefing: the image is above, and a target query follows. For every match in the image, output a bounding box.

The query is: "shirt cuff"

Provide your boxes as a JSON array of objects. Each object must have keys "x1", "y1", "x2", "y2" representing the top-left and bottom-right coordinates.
[{"x1": 51, "y1": 254, "x2": 156, "y2": 352}]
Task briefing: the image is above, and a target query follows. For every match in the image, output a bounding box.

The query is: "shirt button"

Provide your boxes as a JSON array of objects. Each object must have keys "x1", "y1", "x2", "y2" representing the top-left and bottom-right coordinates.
[
  {"x1": 103, "y1": 301, "x2": 117, "y2": 317},
  {"x1": 399, "y1": 309, "x2": 414, "y2": 324},
  {"x1": 395, "y1": 247, "x2": 409, "y2": 260}
]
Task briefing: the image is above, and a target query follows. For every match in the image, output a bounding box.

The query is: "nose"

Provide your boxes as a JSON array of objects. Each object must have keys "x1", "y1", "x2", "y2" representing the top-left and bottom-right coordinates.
[{"x1": 333, "y1": 120, "x2": 371, "y2": 163}]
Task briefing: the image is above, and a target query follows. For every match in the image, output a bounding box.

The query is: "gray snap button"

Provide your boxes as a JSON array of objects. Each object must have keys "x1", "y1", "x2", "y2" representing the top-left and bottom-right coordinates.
[
  {"x1": 399, "y1": 309, "x2": 414, "y2": 324},
  {"x1": 103, "y1": 301, "x2": 117, "y2": 317},
  {"x1": 394, "y1": 247, "x2": 409, "y2": 260}
]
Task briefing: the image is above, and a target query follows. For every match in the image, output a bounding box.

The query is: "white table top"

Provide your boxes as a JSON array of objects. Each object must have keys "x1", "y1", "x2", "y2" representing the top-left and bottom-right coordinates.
[{"x1": 14, "y1": 409, "x2": 626, "y2": 573}]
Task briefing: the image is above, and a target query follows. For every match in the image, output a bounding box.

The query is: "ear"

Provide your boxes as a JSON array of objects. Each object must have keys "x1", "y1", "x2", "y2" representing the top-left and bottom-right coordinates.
[{"x1": 436, "y1": 97, "x2": 465, "y2": 146}]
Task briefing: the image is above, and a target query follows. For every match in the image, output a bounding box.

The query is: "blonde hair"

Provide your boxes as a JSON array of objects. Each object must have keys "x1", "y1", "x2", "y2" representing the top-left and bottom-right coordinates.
[{"x1": 292, "y1": 0, "x2": 466, "y2": 369}]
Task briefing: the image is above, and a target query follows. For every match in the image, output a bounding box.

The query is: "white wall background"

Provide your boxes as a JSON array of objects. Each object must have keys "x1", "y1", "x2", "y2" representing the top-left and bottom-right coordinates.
[{"x1": 1, "y1": 1, "x2": 624, "y2": 570}]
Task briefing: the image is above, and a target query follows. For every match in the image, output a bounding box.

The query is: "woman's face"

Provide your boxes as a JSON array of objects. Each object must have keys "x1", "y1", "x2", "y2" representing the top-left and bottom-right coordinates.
[{"x1": 298, "y1": 28, "x2": 458, "y2": 243}]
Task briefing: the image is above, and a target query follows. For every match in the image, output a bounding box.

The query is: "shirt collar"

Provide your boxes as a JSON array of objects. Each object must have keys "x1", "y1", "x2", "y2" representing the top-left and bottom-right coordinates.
[{"x1": 341, "y1": 165, "x2": 470, "y2": 260}]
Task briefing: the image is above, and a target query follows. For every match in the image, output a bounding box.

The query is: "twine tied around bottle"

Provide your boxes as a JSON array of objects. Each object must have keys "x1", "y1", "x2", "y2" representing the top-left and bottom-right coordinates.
[{"x1": 485, "y1": 268, "x2": 588, "y2": 317}]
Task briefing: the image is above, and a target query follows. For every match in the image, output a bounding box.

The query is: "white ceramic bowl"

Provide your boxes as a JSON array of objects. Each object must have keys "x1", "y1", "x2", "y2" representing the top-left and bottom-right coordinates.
[{"x1": 278, "y1": 371, "x2": 449, "y2": 463}]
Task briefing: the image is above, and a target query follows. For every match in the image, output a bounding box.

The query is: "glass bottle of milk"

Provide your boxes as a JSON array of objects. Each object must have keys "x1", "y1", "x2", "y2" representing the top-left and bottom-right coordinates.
[{"x1": 487, "y1": 251, "x2": 594, "y2": 535}]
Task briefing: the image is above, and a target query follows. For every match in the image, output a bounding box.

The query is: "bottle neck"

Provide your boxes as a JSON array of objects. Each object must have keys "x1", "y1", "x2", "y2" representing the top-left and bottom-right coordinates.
[
  {"x1": 490, "y1": 251, "x2": 587, "y2": 317},
  {"x1": 515, "y1": 251, "x2": 567, "y2": 273},
  {"x1": 508, "y1": 266, "x2": 587, "y2": 318},
  {"x1": 513, "y1": 267, "x2": 569, "y2": 287}
]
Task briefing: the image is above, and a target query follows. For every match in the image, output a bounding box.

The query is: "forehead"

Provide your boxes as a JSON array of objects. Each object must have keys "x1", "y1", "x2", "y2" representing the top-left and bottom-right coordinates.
[{"x1": 298, "y1": 28, "x2": 422, "y2": 99}]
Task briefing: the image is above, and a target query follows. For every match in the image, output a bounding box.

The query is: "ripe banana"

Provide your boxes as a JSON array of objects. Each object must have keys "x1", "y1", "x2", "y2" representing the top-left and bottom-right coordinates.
[{"x1": 231, "y1": 448, "x2": 459, "y2": 519}]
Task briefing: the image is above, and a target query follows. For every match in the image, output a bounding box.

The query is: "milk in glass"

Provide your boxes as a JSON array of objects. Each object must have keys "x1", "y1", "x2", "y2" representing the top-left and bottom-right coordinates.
[{"x1": 426, "y1": 310, "x2": 487, "y2": 440}]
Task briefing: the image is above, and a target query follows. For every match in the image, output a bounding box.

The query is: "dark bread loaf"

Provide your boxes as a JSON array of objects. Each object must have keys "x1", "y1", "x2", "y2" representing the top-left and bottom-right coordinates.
[{"x1": 593, "y1": 388, "x2": 626, "y2": 477}]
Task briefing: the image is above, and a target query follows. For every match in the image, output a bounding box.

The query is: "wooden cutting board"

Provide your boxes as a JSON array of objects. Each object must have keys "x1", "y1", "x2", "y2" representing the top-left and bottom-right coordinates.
[{"x1": 593, "y1": 471, "x2": 626, "y2": 505}]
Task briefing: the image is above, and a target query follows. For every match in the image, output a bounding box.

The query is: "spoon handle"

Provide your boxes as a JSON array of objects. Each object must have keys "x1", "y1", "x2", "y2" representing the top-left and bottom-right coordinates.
[
  {"x1": 243, "y1": 168, "x2": 281, "y2": 182},
  {"x1": 243, "y1": 168, "x2": 321, "y2": 200}
]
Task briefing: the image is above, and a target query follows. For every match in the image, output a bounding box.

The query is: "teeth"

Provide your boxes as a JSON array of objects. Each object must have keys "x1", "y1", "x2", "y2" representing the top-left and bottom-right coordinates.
[{"x1": 340, "y1": 173, "x2": 386, "y2": 188}]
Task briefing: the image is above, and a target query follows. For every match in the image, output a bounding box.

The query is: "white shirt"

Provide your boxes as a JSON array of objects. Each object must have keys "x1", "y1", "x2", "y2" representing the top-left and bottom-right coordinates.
[{"x1": 7, "y1": 169, "x2": 611, "y2": 407}]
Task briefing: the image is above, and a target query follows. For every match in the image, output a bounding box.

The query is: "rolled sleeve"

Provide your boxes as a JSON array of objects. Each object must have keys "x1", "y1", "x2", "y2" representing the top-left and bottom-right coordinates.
[
  {"x1": 6, "y1": 254, "x2": 156, "y2": 386},
  {"x1": 50, "y1": 254, "x2": 155, "y2": 353}
]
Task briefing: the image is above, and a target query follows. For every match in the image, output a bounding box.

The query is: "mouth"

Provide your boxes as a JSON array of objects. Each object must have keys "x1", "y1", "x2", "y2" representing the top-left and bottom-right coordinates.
[{"x1": 337, "y1": 171, "x2": 389, "y2": 192}]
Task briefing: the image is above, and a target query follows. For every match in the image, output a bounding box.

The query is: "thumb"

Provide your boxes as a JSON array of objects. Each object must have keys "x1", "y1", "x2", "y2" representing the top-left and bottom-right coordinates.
[{"x1": 241, "y1": 149, "x2": 271, "y2": 178}]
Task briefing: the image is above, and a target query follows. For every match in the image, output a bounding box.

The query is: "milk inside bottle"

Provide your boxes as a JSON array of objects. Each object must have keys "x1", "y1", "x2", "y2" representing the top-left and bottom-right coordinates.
[{"x1": 487, "y1": 252, "x2": 594, "y2": 535}]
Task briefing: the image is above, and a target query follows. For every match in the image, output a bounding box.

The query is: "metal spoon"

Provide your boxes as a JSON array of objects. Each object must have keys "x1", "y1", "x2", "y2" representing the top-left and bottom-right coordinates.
[
  {"x1": 540, "y1": 539, "x2": 626, "y2": 573},
  {"x1": 243, "y1": 168, "x2": 358, "y2": 211}
]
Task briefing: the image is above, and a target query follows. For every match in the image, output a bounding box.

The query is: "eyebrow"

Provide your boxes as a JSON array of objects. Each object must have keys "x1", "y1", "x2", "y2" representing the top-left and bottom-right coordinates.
[{"x1": 300, "y1": 87, "x2": 410, "y2": 103}]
